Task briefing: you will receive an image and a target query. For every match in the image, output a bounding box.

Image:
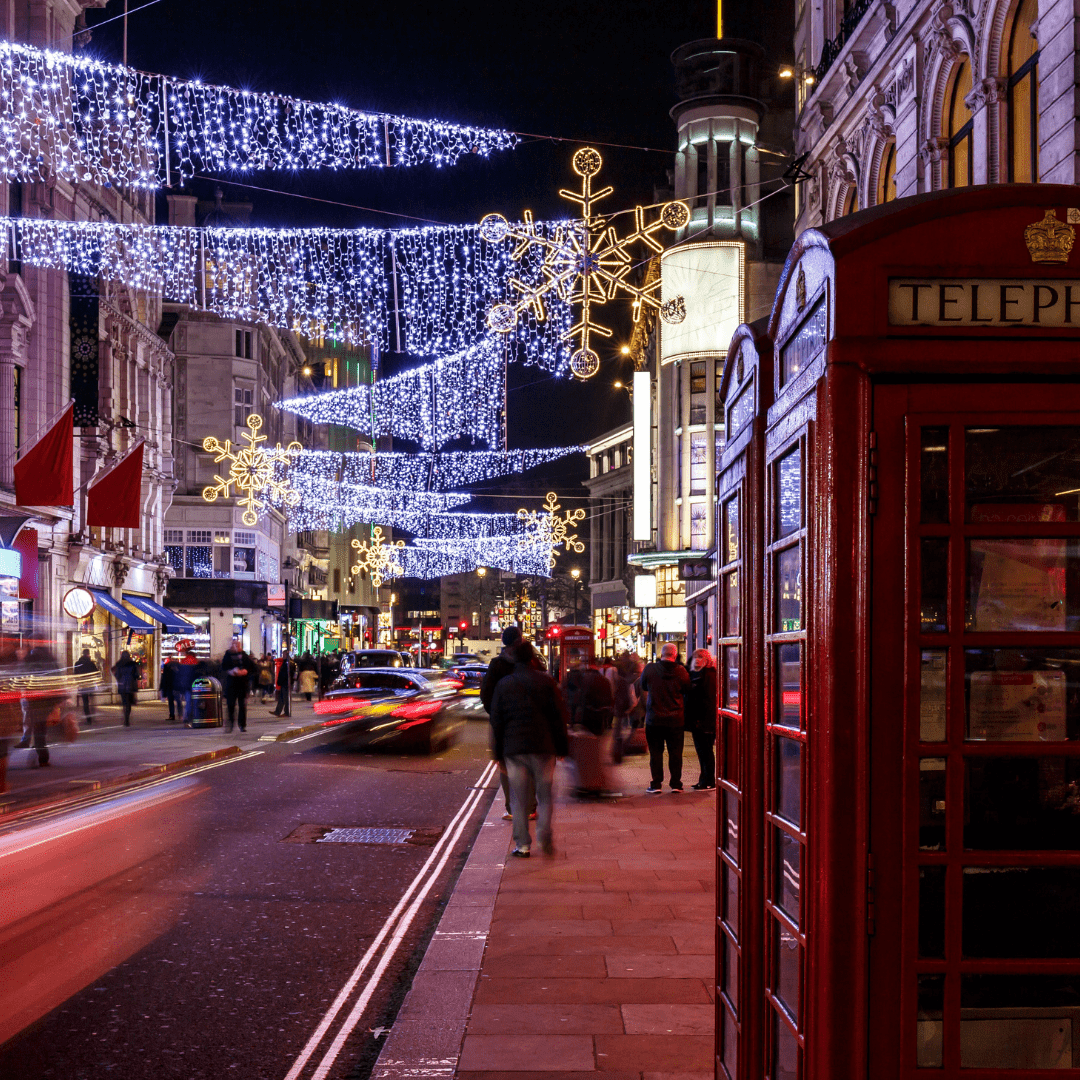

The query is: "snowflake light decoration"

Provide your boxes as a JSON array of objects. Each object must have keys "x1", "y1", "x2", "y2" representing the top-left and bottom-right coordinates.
[
  {"x1": 202, "y1": 413, "x2": 302, "y2": 526},
  {"x1": 518, "y1": 492, "x2": 586, "y2": 569},
  {"x1": 350, "y1": 527, "x2": 406, "y2": 589},
  {"x1": 482, "y1": 147, "x2": 690, "y2": 380}
]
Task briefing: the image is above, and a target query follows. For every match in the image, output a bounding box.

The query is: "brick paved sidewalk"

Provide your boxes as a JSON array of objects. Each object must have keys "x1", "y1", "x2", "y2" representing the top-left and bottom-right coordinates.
[{"x1": 457, "y1": 753, "x2": 716, "y2": 1079}]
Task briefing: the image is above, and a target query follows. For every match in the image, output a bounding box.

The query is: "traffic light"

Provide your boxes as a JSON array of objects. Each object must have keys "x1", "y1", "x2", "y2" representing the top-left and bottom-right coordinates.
[
  {"x1": 546, "y1": 624, "x2": 562, "y2": 640},
  {"x1": 459, "y1": 619, "x2": 469, "y2": 632}
]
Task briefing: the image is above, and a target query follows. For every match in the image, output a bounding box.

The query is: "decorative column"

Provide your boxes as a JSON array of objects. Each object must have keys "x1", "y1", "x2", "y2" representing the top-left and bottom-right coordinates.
[{"x1": 0, "y1": 272, "x2": 35, "y2": 488}]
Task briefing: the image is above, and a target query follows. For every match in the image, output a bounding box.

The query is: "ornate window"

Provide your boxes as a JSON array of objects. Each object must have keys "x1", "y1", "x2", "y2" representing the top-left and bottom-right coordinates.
[
  {"x1": 1007, "y1": 0, "x2": 1039, "y2": 182},
  {"x1": 946, "y1": 57, "x2": 974, "y2": 187},
  {"x1": 877, "y1": 137, "x2": 897, "y2": 203}
]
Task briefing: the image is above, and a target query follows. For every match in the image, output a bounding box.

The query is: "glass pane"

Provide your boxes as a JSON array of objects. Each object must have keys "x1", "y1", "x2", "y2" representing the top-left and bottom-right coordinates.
[
  {"x1": 965, "y1": 648, "x2": 1080, "y2": 742},
  {"x1": 721, "y1": 931, "x2": 738, "y2": 1008},
  {"x1": 722, "y1": 859, "x2": 739, "y2": 930},
  {"x1": 967, "y1": 426, "x2": 1080, "y2": 523},
  {"x1": 964, "y1": 867, "x2": 1080, "y2": 957},
  {"x1": 919, "y1": 866, "x2": 946, "y2": 958},
  {"x1": 921, "y1": 537, "x2": 949, "y2": 633},
  {"x1": 960, "y1": 975, "x2": 1079, "y2": 1068},
  {"x1": 723, "y1": 789, "x2": 740, "y2": 861},
  {"x1": 921, "y1": 650, "x2": 947, "y2": 742},
  {"x1": 917, "y1": 975, "x2": 944, "y2": 1068},
  {"x1": 774, "y1": 827, "x2": 801, "y2": 924},
  {"x1": 775, "y1": 736, "x2": 802, "y2": 826},
  {"x1": 777, "y1": 546, "x2": 802, "y2": 632},
  {"x1": 774, "y1": 915, "x2": 800, "y2": 1019},
  {"x1": 724, "y1": 495, "x2": 740, "y2": 565},
  {"x1": 776, "y1": 643, "x2": 801, "y2": 729},
  {"x1": 967, "y1": 757, "x2": 1080, "y2": 849},
  {"x1": 723, "y1": 646, "x2": 740, "y2": 709},
  {"x1": 920, "y1": 758, "x2": 947, "y2": 850},
  {"x1": 185, "y1": 545, "x2": 211, "y2": 578},
  {"x1": 967, "y1": 538, "x2": 1080, "y2": 632},
  {"x1": 725, "y1": 570, "x2": 740, "y2": 637},
  {"x1": 921, "y1": 426, "x2": 950, "y2": 524},
  {"x1": 773, "y1": 1009, "x2": 799, "y2": 1080},
  {"x1": 722, "y1": 1004, "x2": 738, "y2": 1080},
  {"x1": 778, "y1": 448, "x2": 802, "y2": 538}
]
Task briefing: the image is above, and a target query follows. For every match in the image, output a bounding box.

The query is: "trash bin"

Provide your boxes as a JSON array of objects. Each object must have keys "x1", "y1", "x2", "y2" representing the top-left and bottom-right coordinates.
[{"x1": 187, "y1": 676, "x2": 223, "y2": 728}]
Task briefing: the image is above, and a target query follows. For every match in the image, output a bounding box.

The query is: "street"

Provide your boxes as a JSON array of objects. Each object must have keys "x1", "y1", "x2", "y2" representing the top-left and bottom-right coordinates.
[{"x1": 0, "y1": 705, "x2": 496, "y2": 1080}]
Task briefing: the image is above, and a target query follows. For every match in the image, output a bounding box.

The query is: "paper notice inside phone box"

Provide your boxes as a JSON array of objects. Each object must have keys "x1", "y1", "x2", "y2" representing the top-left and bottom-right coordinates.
[{"x1": 969, "y1": 670, "x2": 1067, "y2": 741}]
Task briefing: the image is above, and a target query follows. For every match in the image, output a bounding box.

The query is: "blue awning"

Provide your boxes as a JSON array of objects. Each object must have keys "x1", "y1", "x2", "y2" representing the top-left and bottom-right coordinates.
[
  {"x1": 87, "y1": 588, "x2": 154, "y2": 632},
  {"x1": 122, "y1": 593, "x2": 197, "y2": 634}
]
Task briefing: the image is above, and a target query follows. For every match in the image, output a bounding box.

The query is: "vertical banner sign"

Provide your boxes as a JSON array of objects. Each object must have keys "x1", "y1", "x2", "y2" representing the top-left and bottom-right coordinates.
[{"x1": 69, "y1": 272, "x2": 99, "y2": 427}]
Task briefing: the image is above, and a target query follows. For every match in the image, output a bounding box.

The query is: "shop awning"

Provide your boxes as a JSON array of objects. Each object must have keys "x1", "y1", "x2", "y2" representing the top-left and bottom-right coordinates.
[
  {"x1": 122, "y1": 593, "x2": 197, "y2": 634},
  {"x1": 87, "y1": 588, "x2": 154, "y2": 632}
]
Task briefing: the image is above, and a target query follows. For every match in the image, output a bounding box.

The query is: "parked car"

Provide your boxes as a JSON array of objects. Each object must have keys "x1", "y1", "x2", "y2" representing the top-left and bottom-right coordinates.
[
  {"x1": 339, "y1": 649, "x2": 413, "y2": 674},
  {"x1": 316, "y1": 668, "x2": 464, "y2": 752}
]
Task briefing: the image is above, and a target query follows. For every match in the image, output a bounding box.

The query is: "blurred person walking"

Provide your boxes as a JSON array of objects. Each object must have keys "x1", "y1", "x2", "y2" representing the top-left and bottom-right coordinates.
[
  {"x1": 271, "y1": 652, "x2": 294, "y2": 717},
  {"x1": 563, "y1": 656, "x2": 616, "y2": 799},
  {"x1": 638, "y1": 642, "x2": 690, "y2": 793},
  {"x1": 685, "y1": 649, "x2": 718, "y2": 790},
  {"x1": 159, "y1": 656, "x2": 180, "y2": 721},
  {"x1": 112, "y1": 649, "x2": 140, "y2": 727},
  {"x1": 24, "y1": 645, "x2": 63, "y2": 765},
  {"x1": 257, "y1": 655, "x2": 274, "y2": 702},
  {"x1": 0, "y1": 645, "x2": 20, "y2": 791},
  {"x1": 222, "y1": 637, "x2": 256, "y2": 733},
  {"x1": 72, "y1": 647, "x2": 98, "y2": 725},
  {"x1": 490, "y1": 640, "x2": 569, "y2": 858}
]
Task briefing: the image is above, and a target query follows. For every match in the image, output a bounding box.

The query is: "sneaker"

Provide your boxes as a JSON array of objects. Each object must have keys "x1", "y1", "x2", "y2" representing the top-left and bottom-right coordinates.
[
  {"x1": 510, "y1": 847, "x2": 531, "y2": 858},
  {"x1": 691, "y1": 782, "x2": 716, "y2": 791},
  {"x1": 670, "y1": 786, "x2": 684, "y2": 793},
  {"x1": 502, "y1": 811, "x2": 513, "y2": 820},
  {"x1": 646, "y1": 784, "x2": 663, "y2": 794},
  {"x1": 541, "y1": 840, "x2": 555, "y2": 856},
  {"x1": 529, "y1": 811, "x2": 538, "y2": 820}
]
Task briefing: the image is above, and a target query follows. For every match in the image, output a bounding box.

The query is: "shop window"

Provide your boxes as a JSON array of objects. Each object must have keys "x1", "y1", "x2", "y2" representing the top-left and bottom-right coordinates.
[
  {"x1": 165, "y1": 545, "x2": 183, "y2": 573},
  {"x1": 690, "y1": 432, "x2": 708, "y2": 495},
  {"x1": 946, "y1": 56, "x2": 974, "y2": 187},
  {"x1": 186, "y1": 545, "x2": 212, "y2": 578},
  {"x1": 164, "y1": 529, "x2": 183, "y2": 545},
  {"x1": 690, "y1": 361, "x2": 707, "y2": 425},
  {"x1": 213, "y1": 545, "x2": 231, "y2": 578},
  {"x1": 655, "y1": 565, "x2": 685, "y2": 607},
  {"x1": 233, "y1": 546, "x2": 255, "y2": 574},
  {"x1": 877, "y1": 137, "x2": 897, "y2": 204},
  {"x1": 1007, "y1": 0, "x2": 1039, "y2": 183}
]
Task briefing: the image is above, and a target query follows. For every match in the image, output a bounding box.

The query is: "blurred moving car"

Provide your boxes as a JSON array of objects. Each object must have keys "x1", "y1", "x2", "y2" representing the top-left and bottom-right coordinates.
[
  {"x1": 339, "y1": 649, "x2": 413, "y2": 674},
  {"x1": 431, "y1": 652, "x2": 485, "y2": 670},
  {"x1": 448, "y1": 663, "x2": 487, "y2": 692},
  {"x1": 316, "y1": 668, "x2": 465, "y2": 752}
]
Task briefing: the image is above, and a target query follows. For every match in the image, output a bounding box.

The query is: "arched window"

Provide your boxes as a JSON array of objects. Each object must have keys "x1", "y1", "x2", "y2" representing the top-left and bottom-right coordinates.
[
  {"x1": 877, "y1": 137, "x2": 897, "y2": 203},
  {"x1": 843, "y1": 184, "x2": 859, "y2": 215},
  {"x1": 1007, "y1": 0, "x2": 1039, "y2": 182},
  {"x1": 946, "y1": 57, "x2": 974, "y2": 187}
]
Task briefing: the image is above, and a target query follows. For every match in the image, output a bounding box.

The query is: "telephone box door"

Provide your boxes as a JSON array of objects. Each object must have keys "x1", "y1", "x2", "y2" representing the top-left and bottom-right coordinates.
[{"x1": 870, "y1": 382, "x2": 1080, "y2": 1078}]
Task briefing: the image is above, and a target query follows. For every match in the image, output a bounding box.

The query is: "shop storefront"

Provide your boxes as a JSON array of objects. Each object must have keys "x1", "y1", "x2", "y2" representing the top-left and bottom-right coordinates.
[
  {"x1": 84, "y1": 588, "x2": 156, "y2": 689},
  {"x1": 289, "y1": 598, "x2": 340, "y2": 655}
]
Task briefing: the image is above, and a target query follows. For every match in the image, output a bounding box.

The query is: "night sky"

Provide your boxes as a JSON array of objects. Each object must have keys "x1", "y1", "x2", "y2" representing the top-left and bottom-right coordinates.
[{"x1": 82, "y1": 0, "x2": 786, "y2": 508}]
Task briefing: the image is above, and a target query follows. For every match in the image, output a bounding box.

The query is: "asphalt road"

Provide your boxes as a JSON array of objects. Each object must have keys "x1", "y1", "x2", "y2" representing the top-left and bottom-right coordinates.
[{"x1": 0, "y1": 706, "x2": 497, "y2": 1080}]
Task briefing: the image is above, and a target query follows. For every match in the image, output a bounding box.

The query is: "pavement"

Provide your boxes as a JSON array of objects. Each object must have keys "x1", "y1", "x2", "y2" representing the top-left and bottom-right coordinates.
[{"x1": 374, "y1": 747, "x2": 716, "y2": 1080}]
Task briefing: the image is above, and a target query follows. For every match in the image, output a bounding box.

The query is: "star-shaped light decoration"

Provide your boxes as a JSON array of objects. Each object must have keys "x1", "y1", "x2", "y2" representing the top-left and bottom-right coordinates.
[
  {"x1": 202, "y1": 413, "x2": 302, "y2": 526},
  {"x1": 350, "y1": 526, "x2": 406, "y2": 589},
  {"x1": 518, "y1": 491, "x2": 586, "y2": 569},
  {"x1": 481, "y1": 147, "x2": 690, "y2": 380}
]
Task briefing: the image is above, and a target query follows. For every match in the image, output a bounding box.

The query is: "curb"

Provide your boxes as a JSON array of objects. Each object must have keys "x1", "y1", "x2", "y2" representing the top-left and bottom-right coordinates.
[
  {"x1": 0, "y1": 746, "x2": 243, "y2": 820},
  {"x1": 257, "y1": 722, "x2": 326, "y2": 742}
]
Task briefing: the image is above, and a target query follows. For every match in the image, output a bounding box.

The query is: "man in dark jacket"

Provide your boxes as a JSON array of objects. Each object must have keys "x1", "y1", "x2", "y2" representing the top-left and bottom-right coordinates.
[
  {"x1": 271, "y1": 652, "x2": 294, "y2": 717},
  {"x1": 73, "y1": 648, "x2": 98, "y2": 725},
  {"x1": 221, "y1": 637, "x2": 255, "y2": 733},
  {"x1": 490, "y1": 641, "x2": 569, "y2": 858},
  {"x1": 160, "y1": 657, "x2": 180, "y2": 721},
  {"x1": 638, "y1": 643, "x2": 691, "y2": 793}
]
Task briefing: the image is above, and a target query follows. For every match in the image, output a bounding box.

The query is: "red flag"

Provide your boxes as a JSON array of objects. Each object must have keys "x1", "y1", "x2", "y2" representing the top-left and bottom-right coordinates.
[
  {"x1": 14, "y1": 401, "x2": 74, "y2": 507},
  {"x1": 87, "y1": 441, "x2": 144, "y2": 528}
]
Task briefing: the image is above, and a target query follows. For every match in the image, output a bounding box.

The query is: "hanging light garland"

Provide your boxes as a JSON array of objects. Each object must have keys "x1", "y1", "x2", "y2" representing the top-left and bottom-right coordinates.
[
  {"x1": 0, "y1": 40, "x2": 518, "y2": 189},
  {"x1": 287, "y1": 474, "x2": 472, "y2": 532}
]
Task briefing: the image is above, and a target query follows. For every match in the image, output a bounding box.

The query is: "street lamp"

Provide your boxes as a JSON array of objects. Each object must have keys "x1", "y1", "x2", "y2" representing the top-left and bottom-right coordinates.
[
  {"x1": 476, "y1": 566, "x2": 487, "y2": 639},
  {"x1": 570, "y1": 568, "x2": 582, "y2": 626}
]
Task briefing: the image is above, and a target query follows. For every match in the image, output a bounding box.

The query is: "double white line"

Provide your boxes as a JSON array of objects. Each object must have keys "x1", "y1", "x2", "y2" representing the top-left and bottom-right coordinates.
[{"x1": 283, "y1": 759, "x2": 498, "y2": 1080}]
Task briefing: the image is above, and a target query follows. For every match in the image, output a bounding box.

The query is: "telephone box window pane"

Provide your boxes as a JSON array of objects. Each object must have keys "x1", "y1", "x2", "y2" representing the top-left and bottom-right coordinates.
[
  {"x1": 722, "y1": 1004, "x2": 738, "y2": 1079},
  {"x1": 775, "y1": 736, "x2": 802, "y2": 826},
  {"x1": 723, "y1": 789, "x2": 740, "y2": 861},
  {"x1": 777, "y1": 546, "x2": 802, "y2": 631},
  {"x1": 773, "y1": 1009, "x2": 799, "y2": 1080},
  {"x1": 774, "y1": 915, "x2": 801, "y2": 1019},
  {"x1": 724, "y1": 646, "x2": 740, "y2": 709},
  {"x1": 921, "y1": 426, "x2": 950, "y2": 524},
  {"x1": 967, "y1": 539, "x2": 1080, "y2": 633},
  {"x1": 963, "y1": 867, "x2": 1080, "y2": 957},
  {"x1": 966, "y1": 426, "x2": 1080, "y2": 523},
  {"x1": 776, "y1": 644, "x2": 801, "y2": 729},
  {"x1": 920, "y1": 758, "x2": 947, "y2": 851},
  {"x1": 722, "y1": 860, "x2": 740, "y2": 930},
  {"x1": 777, "y1": 449, "x2": 802, "y2": 538},
  {"x1": 920, "y1": 537, "x2": 949, "y2": 633},
  {"x1": 919, "y1": 866, "x2": 946, "y2": 958},
  {"x1": 967, "y1": 757, "x2": 1080, "y2": 849},
  {"x1": 725, "y1": 570, "x2": 740, "y2": 636},
  {"x1": 721, "y1": 932, "x2": 739, "y2": 1008},
  {"x1": 723, "y1": 494, "x2": 739, "y2": 565},
  {"x1": 774, "y1": 828, "x2": 801, "y2": 924},
  {"x1": 920, "y1": 650, "x2": 948, "y2": 742},
  {"x1": 960, "y1": 975, "x2": 1079, "y2": 1068},
  {"x1": 917, "y1": 975, "x2": 944, "y2": 1068},
  {"x1": 964, "y1": 648, "x2": 1080, "y2": 742}
]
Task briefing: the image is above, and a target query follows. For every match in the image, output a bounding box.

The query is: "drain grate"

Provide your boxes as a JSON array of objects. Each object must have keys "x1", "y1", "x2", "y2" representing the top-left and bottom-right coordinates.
[{"x1": 317, "y1": 827, "x2": 414, "y2": 845}]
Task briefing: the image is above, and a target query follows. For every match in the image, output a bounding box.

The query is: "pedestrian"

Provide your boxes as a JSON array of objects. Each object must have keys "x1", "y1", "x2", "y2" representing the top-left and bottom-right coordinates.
[
  {"x1": 480, "y1": 626, "x2": 537, "y2": 821},
  {"x1": 72, "y1": 647, "x2": 98, "y2": 725},
  {"x1": 0, "y1": 645, "x2": 19, "y2": 792},
  {"x1": 160, "y1": 656, "x2": 180, "y2": 721},
  {"x1": 638, "y1": 642, "x2": 690, "y2": 794},
  {"x1": 174, "y1": 649, "x2": 198, "y2": 723},
  {"x1": 222, "y1": 637, "x2": 255, "y2": 732},
  {"x1": 258, "y1": 655, "x2": 274, "y2": 702},
  {"x1": 271, "y1": 652, "x2": 294, "y2": 716},
  {"x1": 112, "y1": 649, "x2": 140, "y2": 727},
  {"x1": 562, "y1": 657, "x2": 616, "y2": 799},
  {"x1": 489, "y1": 640, "x2": 569, "y2": 858},
  {"x1": 684, "y1": 649, "x2": 718, "y2": 790},
  {"x1": 24, "y1": 645, "x2": 63, "y2": 765},
  {"x1": 298, "y1": 662, "x2": 317, "y2": 701}
]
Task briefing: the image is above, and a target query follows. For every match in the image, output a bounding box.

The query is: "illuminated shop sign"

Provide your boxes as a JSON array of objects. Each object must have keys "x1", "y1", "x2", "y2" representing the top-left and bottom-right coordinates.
[{"x1": 890, "y1": 278, "x2": 1080, "y2": 328}]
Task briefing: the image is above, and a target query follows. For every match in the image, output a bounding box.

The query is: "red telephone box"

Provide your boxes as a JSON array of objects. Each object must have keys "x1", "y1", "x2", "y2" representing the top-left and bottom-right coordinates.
[
  {"x1": 717, "y1": 186, "x2": 1080, "y2": 1080},
  {"x1": 547, "y1": 624, "x2": 594, "y2": 681}
]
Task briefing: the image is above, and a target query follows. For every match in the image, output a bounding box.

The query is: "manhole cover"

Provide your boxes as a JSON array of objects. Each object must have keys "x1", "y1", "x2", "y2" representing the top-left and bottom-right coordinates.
[
  {"x1": 281, "y1": 824, "x2": 445, "y2": 846},
  {"x1": 317, "y1": 827, "x2": 414, "y2": 845}
]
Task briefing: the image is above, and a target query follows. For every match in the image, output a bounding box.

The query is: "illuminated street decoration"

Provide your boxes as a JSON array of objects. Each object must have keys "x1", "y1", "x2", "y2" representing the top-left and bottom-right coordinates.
[
  {"x1": 350, "y1": 527, "x2": 406, "y2": 589},
  {"x1": 518, "y1": 491, "x2": 586, "y2": 568},
  {"x1": 201, "y1": 413, "x2": 301, "y2": 526},
  {"x1": 482, "y1": 148, "x2": 690, "y2": 379}
]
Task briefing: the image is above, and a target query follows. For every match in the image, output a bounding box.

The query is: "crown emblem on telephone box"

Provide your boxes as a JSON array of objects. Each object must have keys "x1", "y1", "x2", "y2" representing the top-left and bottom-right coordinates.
[{"x1": 1024, "y1": 210, "x2": 1075, "y2": 264}]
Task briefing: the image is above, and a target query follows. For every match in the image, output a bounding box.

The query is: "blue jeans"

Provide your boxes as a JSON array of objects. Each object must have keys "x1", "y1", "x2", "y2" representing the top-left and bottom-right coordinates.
[{"x1": 504, "y1": 753, "x2": 556, "y2": 852}]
